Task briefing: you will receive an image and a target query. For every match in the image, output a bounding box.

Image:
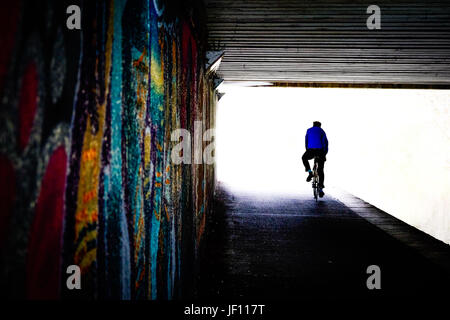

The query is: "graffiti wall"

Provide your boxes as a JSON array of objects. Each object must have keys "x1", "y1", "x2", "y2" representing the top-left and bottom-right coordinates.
[{"x1": 0, "y1": 0, "x2": 216, "y2": 299}]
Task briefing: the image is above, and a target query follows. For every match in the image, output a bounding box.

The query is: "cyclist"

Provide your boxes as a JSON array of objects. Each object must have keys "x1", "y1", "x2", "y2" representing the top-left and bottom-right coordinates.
[{"x1": 302, "y1": 121, "x2": 328, "y2": 197}]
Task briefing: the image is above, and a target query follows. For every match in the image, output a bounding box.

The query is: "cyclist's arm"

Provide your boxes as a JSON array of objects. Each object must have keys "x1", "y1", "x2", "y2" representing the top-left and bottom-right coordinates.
[
  {"x1": 322, "y1": 131, "x2": 328, "y2": 154},
  {"x1": 305, "y1": 132, "x2": 308, "y2": 150}
]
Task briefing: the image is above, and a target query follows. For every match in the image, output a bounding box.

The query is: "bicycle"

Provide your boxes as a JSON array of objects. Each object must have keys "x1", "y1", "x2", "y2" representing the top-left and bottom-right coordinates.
[{"x1": 312, "y1": 156, "x2": 320, "y2": 202}]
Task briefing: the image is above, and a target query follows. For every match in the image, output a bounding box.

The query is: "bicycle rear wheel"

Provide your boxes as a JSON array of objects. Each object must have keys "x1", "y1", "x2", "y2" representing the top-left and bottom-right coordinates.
[{"x1": 312, "y1": 159, "x2": 319, "y2": 202}]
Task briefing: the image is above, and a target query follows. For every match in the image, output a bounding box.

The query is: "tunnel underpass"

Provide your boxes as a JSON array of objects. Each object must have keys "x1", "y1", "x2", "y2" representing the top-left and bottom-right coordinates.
[
  {"x1": 0, "y1": 0, "x2": 449, "y2": 305},
  {"x1": 195, "y1": 85, "x2": 450, "y2": 301},
  {"x1": 198, "y1": 0, "x2": 450, "y2": 302}
]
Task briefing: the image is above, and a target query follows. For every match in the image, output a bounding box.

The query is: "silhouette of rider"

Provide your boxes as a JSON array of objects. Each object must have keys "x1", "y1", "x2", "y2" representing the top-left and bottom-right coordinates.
[{"x1": 302, "y1": 121, "x2": 328, "y2": 197}]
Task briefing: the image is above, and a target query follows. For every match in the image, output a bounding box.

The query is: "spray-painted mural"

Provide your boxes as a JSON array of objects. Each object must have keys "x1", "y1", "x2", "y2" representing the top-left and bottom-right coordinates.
[{"x1": 0, "y1": 0, "x2": 216, "y2": 299}]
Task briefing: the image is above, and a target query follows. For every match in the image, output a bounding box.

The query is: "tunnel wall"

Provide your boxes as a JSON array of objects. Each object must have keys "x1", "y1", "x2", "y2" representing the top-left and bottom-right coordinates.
[{"x1": 0, "y1": 0, "x2": 216, "y2": 299}]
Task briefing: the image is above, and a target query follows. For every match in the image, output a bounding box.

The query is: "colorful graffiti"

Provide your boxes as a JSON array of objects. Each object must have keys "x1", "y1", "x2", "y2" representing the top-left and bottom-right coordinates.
[{"x1": 0, "y1": 0, "x2": 216, "y2": 300}]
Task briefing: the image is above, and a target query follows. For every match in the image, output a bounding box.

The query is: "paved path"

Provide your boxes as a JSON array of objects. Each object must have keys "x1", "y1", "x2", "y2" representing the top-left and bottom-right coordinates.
[{"x1": 198, "y1": 184, "x2": 450, "y2": 301}]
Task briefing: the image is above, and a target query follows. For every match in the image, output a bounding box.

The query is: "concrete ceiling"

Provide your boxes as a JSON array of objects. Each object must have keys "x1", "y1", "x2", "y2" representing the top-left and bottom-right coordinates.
[{"x1": 206, "y1": 0, "x2": 450, "y2": 86}]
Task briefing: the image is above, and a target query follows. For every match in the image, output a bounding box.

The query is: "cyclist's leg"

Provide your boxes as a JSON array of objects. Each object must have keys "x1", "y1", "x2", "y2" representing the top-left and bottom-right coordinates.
[
  {"x1": 317, "y1": 154, "x2": 325, "y2": 188},
  {"x1": 302, "y1": 150, "x2": 313, "y2": 172}
]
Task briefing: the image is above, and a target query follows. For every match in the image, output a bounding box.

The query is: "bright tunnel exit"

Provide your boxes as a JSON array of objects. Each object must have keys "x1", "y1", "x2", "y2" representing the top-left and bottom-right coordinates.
[{"x1": 215, "y1": 85, "x2": 450, "y2": 244}]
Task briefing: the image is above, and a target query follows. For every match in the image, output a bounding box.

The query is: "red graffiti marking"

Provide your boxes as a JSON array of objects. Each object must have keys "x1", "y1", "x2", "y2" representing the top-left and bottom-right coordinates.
[
  {"x1": 18, "y1": 63, "x2": 38, "y2": 151},
  {"x1": 26, "y1": 146, "x2": 67, "y2": 299}
]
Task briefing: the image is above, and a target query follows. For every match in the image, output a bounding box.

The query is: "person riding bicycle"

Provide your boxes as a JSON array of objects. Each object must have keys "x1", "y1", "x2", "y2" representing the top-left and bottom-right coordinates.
[{"x1": 302, "y1": 121, "x2": 328, "y2": 198}]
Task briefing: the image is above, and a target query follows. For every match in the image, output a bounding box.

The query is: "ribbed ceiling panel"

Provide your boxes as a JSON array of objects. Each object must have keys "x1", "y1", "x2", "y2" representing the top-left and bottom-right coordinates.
[{"x1": 206, "y1": 0, "x2": 450, "y2": 85}]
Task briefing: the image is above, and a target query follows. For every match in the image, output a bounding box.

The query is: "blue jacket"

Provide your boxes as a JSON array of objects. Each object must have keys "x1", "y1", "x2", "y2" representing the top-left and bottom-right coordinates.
[{"x1": 305, "y1": 126, "x2": 328, "y2": 153}]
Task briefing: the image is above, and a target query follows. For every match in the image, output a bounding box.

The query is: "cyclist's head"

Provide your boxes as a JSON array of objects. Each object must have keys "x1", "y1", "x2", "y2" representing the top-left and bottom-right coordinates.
[{"x1": 313, "y1": 121, "x2": 321, "y2": 127}]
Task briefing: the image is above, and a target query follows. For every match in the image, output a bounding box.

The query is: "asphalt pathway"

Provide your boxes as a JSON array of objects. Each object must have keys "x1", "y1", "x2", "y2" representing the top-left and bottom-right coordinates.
[{"x1": 198, "y1": 184, "x2": 450, "y2": 301}]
